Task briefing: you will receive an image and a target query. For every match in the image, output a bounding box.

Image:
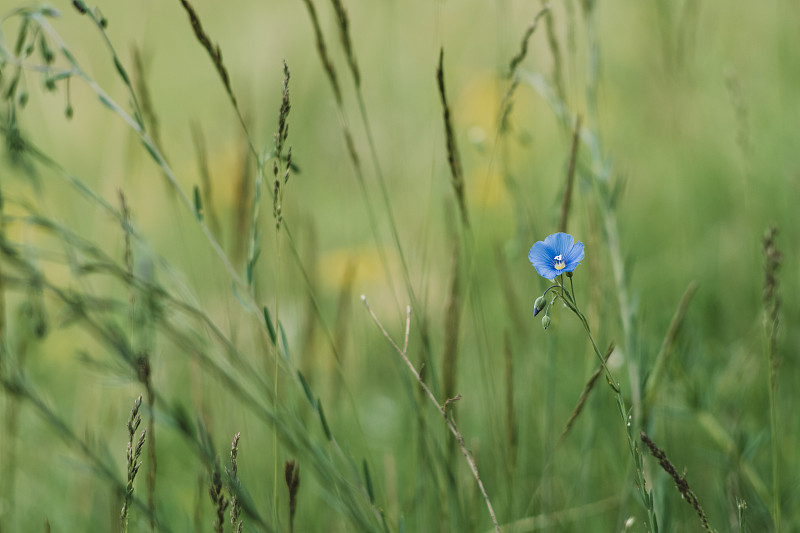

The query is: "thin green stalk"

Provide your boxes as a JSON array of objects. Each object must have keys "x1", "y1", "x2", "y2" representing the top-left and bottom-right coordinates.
[
  {"x1": 270, "y1": 61, "x2": 291, "y2": 522},
  {"x1": 599, "y1": 192, "x2": 642, "y2": 427},
  {"x1": 0, "y1": 186, "x2": 11, "y2": 531},
  {"x1": 568, "y1": 274, "x2": 576, "y2": 308},
  {"x1": 552, "y1": 278, "x2": 658, "y2": 533},
  {"x1": 767, "y1": 366, "x2": 779, "y2": 532},
  {"x1": 273, "y1": 223, "x2": 281, "y2": 521}
]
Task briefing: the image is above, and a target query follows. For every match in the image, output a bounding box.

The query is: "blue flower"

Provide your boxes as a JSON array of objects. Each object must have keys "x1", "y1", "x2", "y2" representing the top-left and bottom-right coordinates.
[{"x1": 528, "y1": 232, "x2": 585, "y2": 280}]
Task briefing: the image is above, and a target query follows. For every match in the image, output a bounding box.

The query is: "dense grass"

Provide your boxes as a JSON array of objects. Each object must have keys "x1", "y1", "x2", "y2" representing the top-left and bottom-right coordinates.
[{"x1": 1, "y1": 0, "x2": 798, "y2": 532}]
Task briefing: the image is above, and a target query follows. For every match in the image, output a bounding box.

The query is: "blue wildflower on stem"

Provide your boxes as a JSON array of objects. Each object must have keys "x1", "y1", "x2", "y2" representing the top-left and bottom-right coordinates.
[
  {"x1": 528, "y1": 232, "x2": 584, "y2": 280},
  {"x1": 529, "y1": 232, "x2": 584, "y2": 323},
  {"x1": 528, "y1": 232, "x2": 660, "y2": 532}
]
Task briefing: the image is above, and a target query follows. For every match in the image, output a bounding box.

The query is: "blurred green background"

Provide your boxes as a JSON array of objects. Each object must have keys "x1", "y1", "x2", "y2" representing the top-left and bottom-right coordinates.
[{"x1": 0, "y1": 0, "x2": 798, "y2": 531}]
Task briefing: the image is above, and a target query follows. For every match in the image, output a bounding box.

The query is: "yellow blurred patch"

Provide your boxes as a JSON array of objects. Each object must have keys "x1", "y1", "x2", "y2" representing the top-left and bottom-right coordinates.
[
  {"x1": 319, "y1": 246, "x2": 398, "y2": 290},
  {"x1": 467, "y1": 165, "x2": 508, "y2": 209},
  {"x1": 455, "y1": 75, "x2": 503, "y2": 134},
  {"x1": 166, "y1": 139, "x2": 249, "y2": 210},
  {"x1": 454, "y1": 73, "x2": 538, "y2": 167}
]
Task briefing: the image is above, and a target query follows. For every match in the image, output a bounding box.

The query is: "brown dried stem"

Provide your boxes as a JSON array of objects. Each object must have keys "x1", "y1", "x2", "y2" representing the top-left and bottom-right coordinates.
[
  {"x1": 436, "y1": 49, "x2": 470, "y2": 229},
  {"x1": 762, "y1": 225, "x2": 782, "y2": 531},
  {"x1": 361, "y1": 296, "x2": 500, "y2": 533},
  {"x1": 285, "y1": 460, "x2": 300, "y2": 533},
  {"x1": 640, "y1": 432, "x2": 713, "y2": 532}
]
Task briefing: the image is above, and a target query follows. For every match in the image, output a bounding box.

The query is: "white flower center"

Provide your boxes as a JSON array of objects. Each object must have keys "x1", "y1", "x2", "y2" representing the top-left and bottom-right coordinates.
[{"x1": 553, "y1": 254, "x2": 566, "y2": 270}]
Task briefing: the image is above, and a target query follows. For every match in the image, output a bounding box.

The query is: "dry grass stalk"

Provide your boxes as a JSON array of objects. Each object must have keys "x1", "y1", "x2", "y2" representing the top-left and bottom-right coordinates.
[
  {"x1": 226, "y1": 433, "x2": 243, "y2": 533},
  {"x1": 132, "y1": 48, "x2": 163, "y2": 152},
  {"x1": 557, "y1": 342, "x2": 614, "y2": 447},
  {"x1": 190, "y1": 124, "x2": 222, "y2": 241},
  {"x1": 503, "y1": 332, "x2": 517, "y2": 477},
  {"x1": 142, "y1": 364, "x2": 156, "y2": 532},
  {"x1": 118, "y1": 190, "x2": 132, "y2": 276},
  {"x1": 643, "y1": 280, "x2": 698, "y2": 421},
  {"x1": 178, "y1": 0, "x2": 235, "y2": 105},
  {"x1": 285, "y1": 460, "x2": 301, "y2": 533},
  {"x1": 436, "y1": 49, "x2": 469, "y2": 229},
  {"x1": 298, "y1": 223, "x2": 320, "y2": 378},
  {"x1": 361, "y1": 297, "x2": 500, "y2": 533},
  {"x1": 272, "y1": 61, "x2": 292, "y2": 231},
  {"x1": 176, "y1": 0, "x2": 257, "y2": 157},
  {"x1": 232, "y1": 142, "x2": 254, "y2": 266},
  {"x1": 508, "y1": 4, "x2": 551, "y2": 77},
  {"x1": 299, "y1": 0, "x2": 342, "y2": 104},
  {"x1": 330, "y1": 0, "x2": 360, "y2": 87},
  {"x1": 640, "y1": 431, "x2": 713, "y2": 532},
  {"x1": 501, "y1": 3, "x2": 550, "y2": 134},
  {"x1": 762, "y1": 226, "x2": 781, "y2": 386},
  {"x1": 0, "y1": 188, "x2": 5, "y2": 339},
  {"x1": 541, "y1": 1, "x2": 565, "y2": 102},
  {"x1": 331, "y1": 257, "x2": 357, "y2": 399},
  {"x1": 725, "y1": 71, "x2": 751, "y2": 162},
  {"x1": 762, "y1": 225, "x2": 782, "y2": 532},
  {"x1": 558, "y1": 115, "x2": 582, "y2": 233},
  {"x1": 275, "y1": 61, "x2": 292, "y2": 162},
  {"x1": 209, "y1": 458, "x2": 229, "y2": 533},
  {"x1": 118, "y1": 190, "x2": 157, "y2": 532},
  {"x1": 121, "y1": 395, "x2": 146, "y2": 533},
  {"x1": 441, "y1": 237, "x2": 462, "y2": 412}
]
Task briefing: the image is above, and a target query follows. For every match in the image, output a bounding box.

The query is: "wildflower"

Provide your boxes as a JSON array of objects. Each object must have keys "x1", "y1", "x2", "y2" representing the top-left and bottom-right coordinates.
[{"x1": 528, "y1": 232, "x2": 584, "y2": 280}]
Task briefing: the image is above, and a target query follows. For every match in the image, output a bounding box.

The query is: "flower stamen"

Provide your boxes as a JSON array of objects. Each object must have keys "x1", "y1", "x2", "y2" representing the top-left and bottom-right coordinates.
[{"x1": 554, "y1": 254, "x2": 566, "y2": 270}]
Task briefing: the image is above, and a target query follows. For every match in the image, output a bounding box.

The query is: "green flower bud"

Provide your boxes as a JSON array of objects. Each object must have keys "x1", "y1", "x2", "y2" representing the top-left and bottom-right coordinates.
[
  {"x1": 533, "y1": 296, "x2": 546, "y2": 317},
  {"x1": 542, "y1": 315, "x2": 551, "y2": 330}
]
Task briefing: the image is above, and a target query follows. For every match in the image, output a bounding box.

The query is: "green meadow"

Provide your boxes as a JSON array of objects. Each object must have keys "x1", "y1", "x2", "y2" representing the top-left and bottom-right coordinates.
[{"x1": 0, "y1": 0, "x2": 797, "y2": 531}]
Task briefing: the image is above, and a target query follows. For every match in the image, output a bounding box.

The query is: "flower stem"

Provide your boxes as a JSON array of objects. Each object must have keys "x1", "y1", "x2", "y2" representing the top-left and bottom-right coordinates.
[
  {"x1": 273, "y1": 224, "x2": 281, "y2": 522},
  {"x1": 556, "y1": 289, "x2": 658, "y2": 532},
  {"x1": 569, "y1": 274, "x2": 576, "y2": 307}
]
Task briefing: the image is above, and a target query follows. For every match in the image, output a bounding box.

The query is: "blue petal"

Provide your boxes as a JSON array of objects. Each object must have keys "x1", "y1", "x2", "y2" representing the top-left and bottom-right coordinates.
[
  {"x1": 562, "y1": 240, "x2": 585, "y2": 271},
  {"x1": 544, "y1": 233, "x2": 575, "y2": 257},
  {"x1": 528, "y1": 241, "x2": 560, "y2": 279},
  {"x1": 528, "y1": 241, "x2": 552, "y2": 265}
]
